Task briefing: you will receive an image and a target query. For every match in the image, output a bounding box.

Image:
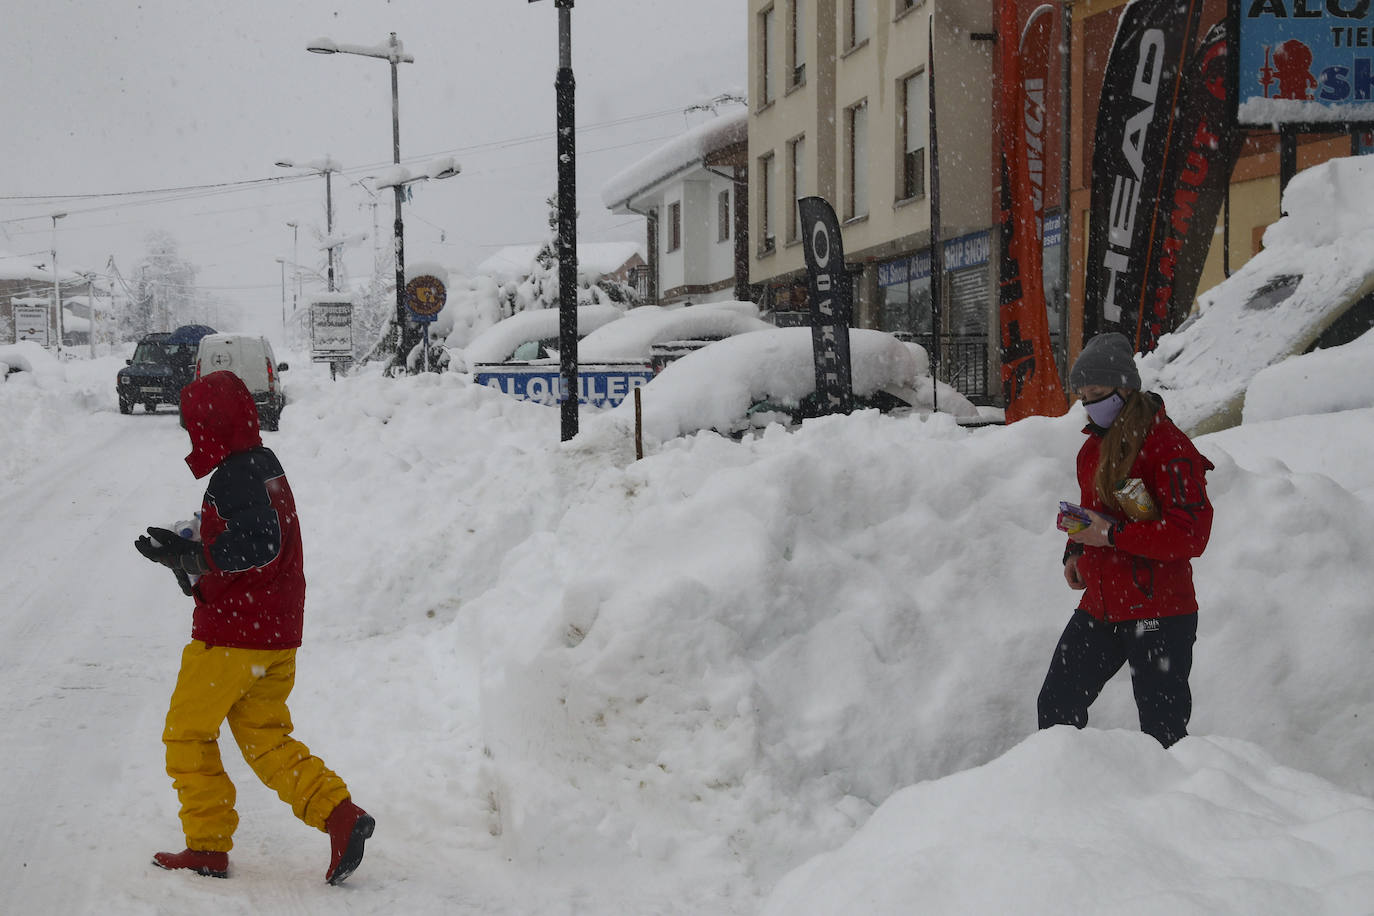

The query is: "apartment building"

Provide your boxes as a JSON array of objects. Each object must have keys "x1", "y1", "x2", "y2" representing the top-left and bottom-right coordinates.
[{"x1": 748, "y1": 0, "x2": 1012, "y2": 400}]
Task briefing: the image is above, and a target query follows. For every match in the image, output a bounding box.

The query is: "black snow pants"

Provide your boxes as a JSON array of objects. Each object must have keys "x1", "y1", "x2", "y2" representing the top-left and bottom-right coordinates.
[{"x1": 1037, "y1": 608, "x2": 1198, "y2": 748}]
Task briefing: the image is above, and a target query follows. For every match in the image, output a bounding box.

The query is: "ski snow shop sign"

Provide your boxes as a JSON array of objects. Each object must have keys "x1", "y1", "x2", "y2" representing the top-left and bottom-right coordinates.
[{"x1": 1234, "y1": 0, "x2": 1374, "y2": 126}]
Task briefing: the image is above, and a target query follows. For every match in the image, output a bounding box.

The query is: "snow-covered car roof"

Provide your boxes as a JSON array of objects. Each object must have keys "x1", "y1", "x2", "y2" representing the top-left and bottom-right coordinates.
[
  {"x1": 577, "y1": 302, "x2": 772, "y2": 362},
  {"x1": 459, "y1": 304, "x2": 624, "y2": 366},
  {"x1": 614, "y1": 327, "x2": 978, "y2": 441},
  {"x1": 1140, "y1": 154, "x2": 1374, "y2": 435}
]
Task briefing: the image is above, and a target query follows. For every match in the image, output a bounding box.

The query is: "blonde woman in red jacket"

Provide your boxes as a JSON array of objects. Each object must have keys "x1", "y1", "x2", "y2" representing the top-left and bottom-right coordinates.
[{"x1": 1039, "y1": 333, "x2": 1214, "y2": 748}]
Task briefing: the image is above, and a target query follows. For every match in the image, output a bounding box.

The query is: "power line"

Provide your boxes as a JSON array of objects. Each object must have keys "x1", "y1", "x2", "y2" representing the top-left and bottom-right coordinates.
[{"x1": 0, "y1": 103, "x2": 691, "y2": 208}]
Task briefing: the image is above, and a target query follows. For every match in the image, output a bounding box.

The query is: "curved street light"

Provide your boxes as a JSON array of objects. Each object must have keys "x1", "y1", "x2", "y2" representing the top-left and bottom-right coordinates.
[
  {"x1": 276, "y1": 157, "x2": 340, "y2": 291},
  {"x1": 306, "y1": 32, "x2": 418, "y2": 370}
]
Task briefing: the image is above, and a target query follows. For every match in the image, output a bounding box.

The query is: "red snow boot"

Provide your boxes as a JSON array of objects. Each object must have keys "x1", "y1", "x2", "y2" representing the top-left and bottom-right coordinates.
[
  {"x1": 152, "y1": 848, "x2": 229, "y2": 878},
  {"x1": 324, "y1": 798, "x2": 374, "y2": 885}
]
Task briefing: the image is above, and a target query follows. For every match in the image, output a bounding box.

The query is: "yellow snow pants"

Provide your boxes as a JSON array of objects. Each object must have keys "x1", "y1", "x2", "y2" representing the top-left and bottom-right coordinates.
[{"x1": 163, "y1": 640, "x2": 351, "y2": 852}]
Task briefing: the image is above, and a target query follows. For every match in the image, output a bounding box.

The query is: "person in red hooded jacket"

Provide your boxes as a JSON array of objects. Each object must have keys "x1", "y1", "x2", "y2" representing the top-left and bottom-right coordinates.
[
  {"x1": 135, "y1": 370, "x2": 373, "y2": 883},
  {"x1": 1038, "y1": 333, "x2": 1214, "y2": 748}
]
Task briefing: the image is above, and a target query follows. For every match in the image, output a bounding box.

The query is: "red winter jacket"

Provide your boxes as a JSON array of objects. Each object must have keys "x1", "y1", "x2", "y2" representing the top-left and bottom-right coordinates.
[
  {"x1": 180, "y1": 371, "x2": 306, "y2": 649},
  {"x1": 1068, "y1": 398, "x2": 1214, "y2": 623}
]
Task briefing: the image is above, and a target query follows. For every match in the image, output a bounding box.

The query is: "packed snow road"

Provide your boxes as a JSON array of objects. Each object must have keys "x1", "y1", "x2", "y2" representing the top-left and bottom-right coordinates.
[{"x1": 0, "y1": 409, "x2": 206, "y2": 912}]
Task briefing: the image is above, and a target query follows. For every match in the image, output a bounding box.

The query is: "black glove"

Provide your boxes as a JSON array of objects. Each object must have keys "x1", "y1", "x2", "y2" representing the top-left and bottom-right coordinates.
[
  {"x1": 172, "y1": 567, "x2": 196, "y2": 597},
  {"x1": 135, "y1": 527, "x2": 209, "y2": 575}
]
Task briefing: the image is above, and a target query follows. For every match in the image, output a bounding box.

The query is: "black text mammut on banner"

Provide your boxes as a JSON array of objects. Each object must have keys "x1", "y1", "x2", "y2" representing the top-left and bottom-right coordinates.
[
  {"x1": 1140, "y1": 20, "x2": 1243, "y2": 349},
  {"x1": 1083, "y1": 0, "x2": 1203, "y2": 351},
  {"x1": 797, "y1": 197, "x2": 855, "y2": 415}
]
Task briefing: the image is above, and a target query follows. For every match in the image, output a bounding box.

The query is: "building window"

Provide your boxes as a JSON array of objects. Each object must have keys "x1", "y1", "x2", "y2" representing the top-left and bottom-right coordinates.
[
  {"x1": 900, "y1": 71, "x2": 928, "y2": 201},
  {"x1": 667, "y1": 201, "x2": 682, "y2": 252},
  {"x1": 759, "y1": 5, "x2": 776, "y2": 106},
  {"x1": 846, "y1": 101, "x2": 869, "y2": 220},
  {"x1": 789, "y1": 0, "x2": 806, "y2": 87},
  {"x1": 759, "y1": 152, "x2": 776, "y2": 253},
  {"x1": 718, "y1": 190, "x2": 731, "y2": 243},
  {"x1": 787, "y1": 135, "x2": 805, "y2": 243},
  {"x1": 846, "y1": 0, "x2": 870, "y2": 50}
]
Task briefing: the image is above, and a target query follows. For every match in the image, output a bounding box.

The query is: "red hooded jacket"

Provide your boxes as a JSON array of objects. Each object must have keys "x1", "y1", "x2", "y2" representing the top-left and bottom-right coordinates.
[
  {"x1": 1069, "y1": 399, "x2": 1214, "y2": 623},
  {"x1": 180, "y1": 371, "x2": 305, "y2": 649}
]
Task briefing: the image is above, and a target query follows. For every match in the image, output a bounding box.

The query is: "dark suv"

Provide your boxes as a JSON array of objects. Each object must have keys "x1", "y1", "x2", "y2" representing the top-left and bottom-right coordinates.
[{"x1": 116, "y1": 325, "x2": 216, "y2": 414}]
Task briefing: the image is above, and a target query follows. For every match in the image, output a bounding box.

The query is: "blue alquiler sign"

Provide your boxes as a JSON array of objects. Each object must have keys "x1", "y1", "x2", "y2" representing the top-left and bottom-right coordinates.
[
  {"x1": 1236, "y1": 0, "x2": 1374, "y2": 125},
  {"x1": 474, "y1": 364, "x2": 655, "y2": 409}
]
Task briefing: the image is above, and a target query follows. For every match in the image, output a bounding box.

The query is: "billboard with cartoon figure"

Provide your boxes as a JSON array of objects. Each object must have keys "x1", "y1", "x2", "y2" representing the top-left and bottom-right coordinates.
[{"x1": 1235, "y1": 0, "x2": 1374, "y2": 126}]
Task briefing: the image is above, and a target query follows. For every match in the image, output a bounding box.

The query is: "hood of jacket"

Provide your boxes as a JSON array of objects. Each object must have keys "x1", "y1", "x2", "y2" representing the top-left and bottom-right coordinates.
[{"x1": 181, "y1": 370, "x2": 262, "y2": 478}]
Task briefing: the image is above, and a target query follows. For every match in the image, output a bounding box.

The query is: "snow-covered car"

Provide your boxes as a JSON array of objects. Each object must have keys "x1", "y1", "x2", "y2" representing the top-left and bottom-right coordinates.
[
  {"x1": 451, "y1": 304, "x2": 625, "y2": 373},
  {"x1": 577, "y1": 301, "x2": 774, "y2": 370},
  {"x1": 466, "y1": 302, "x2": 773, "y2": 409},
  {"x1": 613, "y1": 326, "x2": 979, "y2": 441}
]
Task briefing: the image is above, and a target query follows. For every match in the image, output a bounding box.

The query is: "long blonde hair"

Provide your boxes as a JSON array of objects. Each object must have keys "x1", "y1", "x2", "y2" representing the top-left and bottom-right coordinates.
[{"x1": 1094, "y1": 390, "x2": 1159, "y2": 513}]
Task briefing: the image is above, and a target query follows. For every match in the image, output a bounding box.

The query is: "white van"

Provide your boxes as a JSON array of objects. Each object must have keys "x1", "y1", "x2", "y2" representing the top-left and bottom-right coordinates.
[{"x1": 192, "y1": 334, "x2": 289, "y2": 430}]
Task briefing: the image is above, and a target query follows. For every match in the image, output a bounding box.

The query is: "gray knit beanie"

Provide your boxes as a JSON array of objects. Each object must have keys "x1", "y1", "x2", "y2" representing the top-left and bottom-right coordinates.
[{"x1": 1069, "y1": 332, "x2": 1141, "y2": 391}]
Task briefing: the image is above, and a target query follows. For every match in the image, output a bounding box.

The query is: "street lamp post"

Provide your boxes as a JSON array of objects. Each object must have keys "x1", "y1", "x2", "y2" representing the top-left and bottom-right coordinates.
[
  {"x1": 276, "y1": 158, "x2": 339, "y2": 292},
  {"x1": 371, "y1": 158, "x2": 461, "y2": 371},
  {"x1": 286, "y1": 221, "x2": 300, "y2": 316},
  {"x1": 307, "y1": 32, "x2": 416, "y2": 371},
  {"x1": 530, "y1": 0, "x2": 579, "y2": 440},
  {"x1": 51, "y1": 212, "x2": 67, "y2": 350},
  {"x1": 274, "y1": 257, "x2": 288, "y2": 340}
]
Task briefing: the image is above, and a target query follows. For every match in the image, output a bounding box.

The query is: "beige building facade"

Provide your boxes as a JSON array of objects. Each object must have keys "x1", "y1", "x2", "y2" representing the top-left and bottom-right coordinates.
[{"x1": 747, "y1": 0, "x2": 1003, "y2": 400}]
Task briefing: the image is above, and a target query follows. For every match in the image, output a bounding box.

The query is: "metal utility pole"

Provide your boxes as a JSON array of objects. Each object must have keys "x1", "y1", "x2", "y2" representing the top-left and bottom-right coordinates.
[
  {"x1": 51, "y1": 212, "x2": 67, "y2": 350},
  {"x1": 532, "y1": 0, "x2": 580, "y2": 440},
  {"x1": 306, "y1": 32, "x2": 415, "y2": 370}
]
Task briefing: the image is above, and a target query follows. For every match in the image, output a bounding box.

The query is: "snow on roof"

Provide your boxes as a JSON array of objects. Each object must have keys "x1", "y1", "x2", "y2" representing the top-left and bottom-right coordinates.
[
  {"x1": 600, "y1": 107, "x2": 748, "y2": 208},
  {"x1": 475, "y1": 242, "x2": 645, "y2": 283},
  {"x1": 1140, "y1": 155, "x2": 1374, "y2": 435},
  {"x1": 577, "y1": 302, "x2": 771, "y2": 361}
]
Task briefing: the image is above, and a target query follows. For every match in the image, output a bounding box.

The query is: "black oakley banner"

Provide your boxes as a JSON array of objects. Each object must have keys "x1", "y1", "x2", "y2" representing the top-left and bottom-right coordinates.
[
  {"x1": 797, "y1": 196, "x2": 855, "y2": 415},
  {"x1": 1084, "y1": 0, "x2": 1204, "y2": 351}
]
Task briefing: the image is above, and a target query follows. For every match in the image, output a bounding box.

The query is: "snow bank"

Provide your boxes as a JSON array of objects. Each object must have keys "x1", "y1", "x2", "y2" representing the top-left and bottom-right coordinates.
[
  {"x1": 1140, "y1": 155, "x2": 1374, "y2": 435},
  {"x1": 7, "y1": 334, "x2": 1374, "y2": 912},
  {"x1": 762, "y1": 728, "x2": 1374, "y2": 915},
  {"x1": 1244, "y1": 331, "x2": 1374, "y2": 424}
]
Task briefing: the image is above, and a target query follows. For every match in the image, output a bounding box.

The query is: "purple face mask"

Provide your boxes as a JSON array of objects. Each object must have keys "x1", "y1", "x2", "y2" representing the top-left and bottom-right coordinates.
[{"x1": 1083, "y1": 391, "x2": 1126, "y2": 428}]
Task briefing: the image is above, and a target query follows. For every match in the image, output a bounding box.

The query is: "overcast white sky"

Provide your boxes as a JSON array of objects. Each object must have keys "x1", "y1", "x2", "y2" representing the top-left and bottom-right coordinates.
[{"x1": 0, "y1": 0, "x2": 744, "y2": 331}]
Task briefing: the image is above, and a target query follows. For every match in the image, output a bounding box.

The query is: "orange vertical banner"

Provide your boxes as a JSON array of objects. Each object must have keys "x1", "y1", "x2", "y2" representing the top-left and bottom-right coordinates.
[{"x1": 997, "y1": 0, "x2": 1067, "y2": 421}]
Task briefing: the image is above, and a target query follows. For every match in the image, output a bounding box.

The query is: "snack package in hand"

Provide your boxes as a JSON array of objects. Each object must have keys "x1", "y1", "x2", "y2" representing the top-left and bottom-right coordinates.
[
  {"x1": 1056, "y1": 501, "x2": 1092, "y2": 534},
  {"x1": 1114, "y1": 478, "x2": 1159, "y2": 521}
]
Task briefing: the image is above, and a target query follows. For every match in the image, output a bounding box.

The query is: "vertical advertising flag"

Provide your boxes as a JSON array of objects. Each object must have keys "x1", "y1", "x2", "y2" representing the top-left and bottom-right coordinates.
[
  {"x1": 1019, "y1": 3, "x2": 1061, "y2": 233},
  {"x1": 797, "y1": 196, "x2": 855, "y2": 415},
  {"x1": 997, "y1": 0, "x2": 1067, "y2": 421},
  {"x1": 1083, "y1": 0, "x2": 1204, "y2": 351},
  {"x1": 1141, "y1": 20, "x2": 1243, "y2": 347}
]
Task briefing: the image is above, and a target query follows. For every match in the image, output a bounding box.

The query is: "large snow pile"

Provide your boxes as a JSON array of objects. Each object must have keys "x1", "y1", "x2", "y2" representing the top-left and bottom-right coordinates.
[
  {"x1": 4, "y1": 332, "x2": 1374, "y2": 913},
  {"x1": 1140, "y1": 155, "x2": 1374, "y2": 434}
]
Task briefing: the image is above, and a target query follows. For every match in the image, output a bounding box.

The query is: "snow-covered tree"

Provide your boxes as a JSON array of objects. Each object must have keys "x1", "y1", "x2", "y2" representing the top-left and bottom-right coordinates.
[{"x1": 127, "y1": 231, "x2": 199, "y2": 337}]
